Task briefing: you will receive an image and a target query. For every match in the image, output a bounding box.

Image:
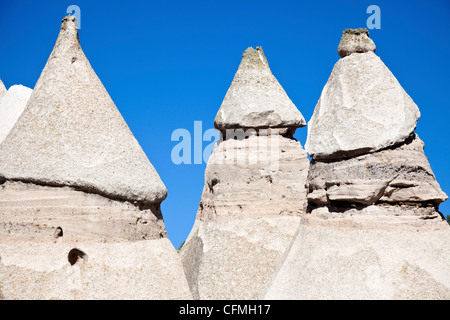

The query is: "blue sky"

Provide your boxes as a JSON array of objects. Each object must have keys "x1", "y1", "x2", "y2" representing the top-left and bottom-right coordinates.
[{"x1": 1, "y1": 0, "x2": 449, "y2": 248}]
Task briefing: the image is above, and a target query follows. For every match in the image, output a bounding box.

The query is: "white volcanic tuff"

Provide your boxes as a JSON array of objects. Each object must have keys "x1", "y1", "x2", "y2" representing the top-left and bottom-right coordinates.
[
  {"x1": 0, "y1": 181, "x2": 192, "y2": 300},
  {"x1": 214, "y1": 47, "x2": 306, "y2": 131},
  {"x1": 0, "y1": 16, "x2": 166, "y2": 204},
  {"x1": 268, "y1": 28, "x2": 450, "y2": 300},
  {"x1": 0, "y1": 16, "x2": 192, "y2": 301},
  {"x1": 307, "y1": 135, "x2": 448, "y2": 206},
  {"x1": 179, "y1": 135, "x2": 309, "y2": 299},
  {"x1": 0, "y1": 85, "x2": 33, "y2": 144},
  {"x1": 0, "y1": 240, "x2": 193, "y2": 299},
  {"x1": 263, "y1": 209, "x2": 450, "y2": 300},
  {"x1": 182, "y1": 46, "x2": 309, "y2": 300},
  {"x1": 305, "y1": 51, "x2": 420, "y2": 160}
]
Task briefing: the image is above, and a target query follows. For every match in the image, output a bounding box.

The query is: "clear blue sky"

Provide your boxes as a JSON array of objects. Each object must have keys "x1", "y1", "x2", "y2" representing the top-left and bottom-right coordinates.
[{"x1": 1, "y1": 0, "x2": 449, "y2": 248}]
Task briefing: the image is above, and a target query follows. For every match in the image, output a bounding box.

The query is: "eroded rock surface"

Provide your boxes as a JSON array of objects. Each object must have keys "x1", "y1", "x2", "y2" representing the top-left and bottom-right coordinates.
[
  {"x1": 181, "y1": 46, "x2": 309, "y2": 299},
  {"x1": 0, "y1": 16, "x2": 191, "y2": 300},
  {"x1": 305, "y1": 50, "x2": 420, "y2": 160},
  {"x1": 338, "y1": 28, "x2": 376, "y2": 58},
  {"x1": 263, "y1": 207, "x2": 450, "y2": 300},
  {"x1": 214, "y1": 47, "x2": 306, "y2": 132},
  {"x1": 307, "y1": 134, "x2": 447, "y2": 206},
  {"x1": 0, "y1": 85, "x2": 33, "y2": 144},
  {"x1": 264, "y1": 28, "x2": 449, "y2": 300},
  {"x1": 0, "y1": 15, "x2": 166, "y2": 204}
]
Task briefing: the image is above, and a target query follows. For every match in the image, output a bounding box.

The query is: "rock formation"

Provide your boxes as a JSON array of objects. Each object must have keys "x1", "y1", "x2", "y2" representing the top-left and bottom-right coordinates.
[
  {"x1": 179, "y1": 47, "x2": 309, "y2": 299},
  {"x1": 263, "y1": 29, "x2": 450, "y2": 299},
  {"x1": 0, "y1": 83, "x2": 33, "y2": 144},
  {"x1": 0, "y1": 16, "x2": 191, "y2": 299}
]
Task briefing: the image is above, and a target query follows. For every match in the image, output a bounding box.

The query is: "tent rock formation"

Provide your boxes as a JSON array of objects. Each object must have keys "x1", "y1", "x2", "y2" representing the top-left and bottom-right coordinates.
[
  {"x1": 179, "y1": 47, "x2": 309, "y2": 299},
  {"x1": 0, "y1": 16, "x2": 191, "y2": 300},
  {"x1": 264, "y1": 29, "x2": 449, "y2": 300}
]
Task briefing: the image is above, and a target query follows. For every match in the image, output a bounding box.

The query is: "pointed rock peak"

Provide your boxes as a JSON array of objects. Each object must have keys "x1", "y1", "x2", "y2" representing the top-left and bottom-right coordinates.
[
  {"x1": 0, "y1": 16, "x2": 167, "y2": 204},
  {"x1": 241, "y1": 46, "x2": 269, "y2": 68},
  {"x1": 338, "y1": 28, "x2": 376, "y2": 58},
  {"x1": 214, "y1": 47, "x2": 305, "y2": 132}
]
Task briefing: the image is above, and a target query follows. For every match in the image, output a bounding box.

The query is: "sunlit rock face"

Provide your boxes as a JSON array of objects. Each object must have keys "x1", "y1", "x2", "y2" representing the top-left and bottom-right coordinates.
[
  {"x1": 264, "y1": 29, "x2": 449, "y2": 300},
  {"x1": 0, "y1": 16, "x2": 191, "y2": 300},
  {"x1": 180, "y1": 47, "x2": 309, "y2": 300}
]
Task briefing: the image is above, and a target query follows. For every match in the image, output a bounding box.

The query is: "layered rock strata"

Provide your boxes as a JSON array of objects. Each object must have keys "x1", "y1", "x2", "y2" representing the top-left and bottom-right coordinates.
[
  {"x1": 179, "y1": 47, "x2": 309, "y2": 299},
  {"x1": 0, "y1": 78, "x2": 7, "y2": 98},
  {"x1": 214, "y1": 47, "x2": 306, "y2": 135},
  {"x1": 263, "y1": 29, "x2": 449, "y2": 300},
  {"x1": 0, "y1": 16, "x2": 191, "y2": 300}
]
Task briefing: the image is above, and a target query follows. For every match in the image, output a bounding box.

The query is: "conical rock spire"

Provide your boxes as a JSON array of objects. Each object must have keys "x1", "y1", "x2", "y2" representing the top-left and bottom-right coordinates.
[
  {"x1": 0, "y1": 16, "x2": 192, "y2": 300},
  {"x1": 180, "y1": 46, "x2": 310, "y2": 299},
  {"x1": 0, "y1": 16, "x2": 166, "y2": 204},
  {"x1": 214, "y1": 47, "x2": 305, "y2": 132},
  {"x1": 305, "y1": 30, "x2": 420, "y2": 160},
  {"x1": 337, "y1": 28, "x2": 376, "y2": 58}
]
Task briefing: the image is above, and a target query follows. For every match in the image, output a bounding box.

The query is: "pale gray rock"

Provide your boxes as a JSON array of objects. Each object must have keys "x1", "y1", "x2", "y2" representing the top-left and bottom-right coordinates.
[
  {"x1": 0, "y1": 85, "x2": 33, "y2": 144},
  {"x1": 307, "y1": 134, "x2": 448, "y2": 206},
  {"x1": 305, "y1": 50, "x2": 420, "y2": 160},
  {"x1": 338, "y1": 28, "x2": 376, "y2": 58},
  {"x1": 0, "y1": 180, "x2": 192, "y2": 300},
  {"x1": 266, "y1": 28, "x2": 450, "y2": 300},
  {"x1": 0, "y1": 17, "x2": 191, "y2": 300},
  {"x1": 0, "y1": 240, "x2": 192, "y2": 299},
  {"x1": 0, "y1": 16, "x2": 166, "y2": 204},
  {"x1": 182, "y1": 46, "x2": 310, "y2": 299},
  {"x1": 214, "y1": 47, "x2": 305, "y2": 132},
  {"x1": 263, "y1": 207, "x2": 450, "y2": 300},
  {"x1": 179, "y1": 135, "x2": 309, "y2": 299}
]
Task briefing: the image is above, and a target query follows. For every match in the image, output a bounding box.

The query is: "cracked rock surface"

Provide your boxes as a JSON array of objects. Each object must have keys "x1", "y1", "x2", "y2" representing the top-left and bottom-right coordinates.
[
  {"x1": 214, "y1": 47, "x2": 306, "y2": 132},
  {"x1": 180, "y1": 135, "x2": 309, "y2": 299}
]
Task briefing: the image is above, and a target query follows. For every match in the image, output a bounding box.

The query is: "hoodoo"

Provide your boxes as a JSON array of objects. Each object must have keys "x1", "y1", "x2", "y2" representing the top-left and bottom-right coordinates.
[
  {"x1": 179, "y1": 47, "x2": 309, "y2": 299},
  {"x1": 0, "y1": 16, "x2": 191, "y2": 299},
  {"x1": 214, "y1": 47, "x2": 306, "y2": 134},
  {"x1": 263, "y1": 29, "x2": 449, "y2": 299},
  {"x1": 0, "y1": 78, "x2": 6, "y2": 98}
]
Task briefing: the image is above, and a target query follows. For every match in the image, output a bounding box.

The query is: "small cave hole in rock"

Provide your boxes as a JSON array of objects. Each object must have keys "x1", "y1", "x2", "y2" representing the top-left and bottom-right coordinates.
[
  {"x1": 53, "y1": 226, "x2": 63, "y2": 238},
  {"x1": 68, "y1": 248, "x2": 87, "y2": 266}
]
